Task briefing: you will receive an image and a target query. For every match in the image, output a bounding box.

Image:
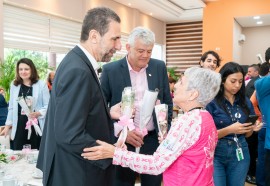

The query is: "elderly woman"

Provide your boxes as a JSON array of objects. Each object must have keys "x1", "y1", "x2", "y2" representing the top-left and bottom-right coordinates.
[{"x1": 81, "y1": 67, "x2": 221, "y2": 186}]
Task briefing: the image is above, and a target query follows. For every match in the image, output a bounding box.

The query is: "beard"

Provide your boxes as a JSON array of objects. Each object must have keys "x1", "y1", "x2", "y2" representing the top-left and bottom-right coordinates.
[{"x1": 101, "y1": 49, "x2": 116, "y2": 62}]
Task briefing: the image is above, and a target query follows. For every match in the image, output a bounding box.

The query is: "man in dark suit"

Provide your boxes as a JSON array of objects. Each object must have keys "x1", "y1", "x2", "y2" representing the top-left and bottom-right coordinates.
[
  {"x1": 37, "y1": 7, "x2": 122, "y2": 186},
  {"x1": 101, "y1": 27, "x2": 173, "y2": 186},
  {"x1": 245, "y1": 63, "x2": 261, "y2": 184},
  {"x1": 245, "y1": 64, "x2": 259, "y2": 98}
]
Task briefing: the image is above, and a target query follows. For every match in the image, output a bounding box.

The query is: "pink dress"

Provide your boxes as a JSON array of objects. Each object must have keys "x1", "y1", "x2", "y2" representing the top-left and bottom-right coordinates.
[{"x1": 113, "y1": 109, "x2": 217, "y2": 186}]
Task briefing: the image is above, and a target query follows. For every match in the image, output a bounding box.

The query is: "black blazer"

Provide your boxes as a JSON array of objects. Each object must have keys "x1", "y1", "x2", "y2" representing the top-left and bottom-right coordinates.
[
  {"x1": 0, "y1": 94, "x2": 8, "y2": 126},
  {"x1": 37, "y1": 46, "x2": 114, "y2": 186},
  {"x1": 246, "y1": 76, "x2": 260, "y2": 98},
  {"x1": 101, "y1": 57, "x2": 173, "y2": 132}
]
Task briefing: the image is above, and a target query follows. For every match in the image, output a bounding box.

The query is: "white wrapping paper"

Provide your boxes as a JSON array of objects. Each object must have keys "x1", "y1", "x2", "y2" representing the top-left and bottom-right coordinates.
[
  {"x1": 17, "y1": 96, "x2": 42, "y2": 139},
  {"x1": 136, "y1": 90, "x2": 158, "y2": 153}
]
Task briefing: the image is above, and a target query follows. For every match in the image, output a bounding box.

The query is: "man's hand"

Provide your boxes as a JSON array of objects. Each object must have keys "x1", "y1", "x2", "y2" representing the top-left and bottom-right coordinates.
[
  {"x1": 82, "y1": 140, "x2": 115, "y2": 160},
  {"x1": 126, "y1": 130, "x2": 144, "y2": 148},
  {"x1": 110, "y1": 102, "x2": 121, "y2": 120}
]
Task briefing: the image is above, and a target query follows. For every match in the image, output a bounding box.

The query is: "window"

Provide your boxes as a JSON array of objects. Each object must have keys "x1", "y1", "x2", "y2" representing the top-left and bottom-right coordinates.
[{"x1": 3, "y1": 4, "x2": 81, "y2": 54}]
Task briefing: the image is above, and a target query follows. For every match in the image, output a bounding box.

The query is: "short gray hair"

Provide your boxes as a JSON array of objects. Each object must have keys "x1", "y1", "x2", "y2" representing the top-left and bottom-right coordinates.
[
  {"x1": 184, "y1": 67, "x2": 221, "y2": 107},
  {"x1": 127, "y1": 27, "x2": 155, "y2": 47}
]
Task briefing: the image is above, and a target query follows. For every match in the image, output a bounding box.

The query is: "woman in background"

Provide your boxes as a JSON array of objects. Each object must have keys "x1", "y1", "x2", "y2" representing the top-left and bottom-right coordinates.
[
  {"x1": 47, "y1": 71, "x2": 55, "y2": 94},
  {"x1": 168, "y1": 76, "x2": 176, "y2": 98},
  {"x1": 82, "y1": 67, "x2": 221, "y2": 186},
  {"x1": 206, "y1": 62, "x2": 262, "y2": 186},
  {"x1": 0, "y1": 58, "x2": 50, "y2": 150}
]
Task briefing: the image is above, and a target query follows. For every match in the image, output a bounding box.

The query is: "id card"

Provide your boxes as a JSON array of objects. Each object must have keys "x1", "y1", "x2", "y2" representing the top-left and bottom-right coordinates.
[{"x1": 236, "y1": 147, "x2": 244, "y2": 161}]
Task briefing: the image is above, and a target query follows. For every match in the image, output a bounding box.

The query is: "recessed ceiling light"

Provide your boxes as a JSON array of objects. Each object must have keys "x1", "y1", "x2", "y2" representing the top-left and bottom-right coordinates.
[
  {"x1": 150, "y1": 13, "x2": 153, "y2": 15},
  {"x1": 257, "y1": 21, "x2": 263, "y2": 24},
  {"x1": 253, "y1": 16, "x2": 260, "y2": 20},
  {"x1": 128, "y1": 3, "x2": 131, "y2": 6}
]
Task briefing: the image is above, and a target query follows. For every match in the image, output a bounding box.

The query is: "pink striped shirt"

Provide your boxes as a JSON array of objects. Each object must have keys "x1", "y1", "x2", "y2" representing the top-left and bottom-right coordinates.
[{"x1": 127, "y1": 59, "x2": 154, "y2": 131}]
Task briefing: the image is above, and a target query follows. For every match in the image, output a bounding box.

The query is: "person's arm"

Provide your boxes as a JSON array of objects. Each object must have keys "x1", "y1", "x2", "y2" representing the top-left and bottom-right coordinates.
[
  {"x1": 54, "y1": 66, "x2": 111, "y2": 169},
  {"x1": 82, "y1": 110, "x2": 202, "y2": 175},
  {"x1": 206, "y1": 100, "x2": 253, "y2": 139},
  {"x1": 37, "y1": 81, "x2": 50, "y2": 118},
  {"x1": 250, "y1": 91, "x2": 262, "y2": 121},
  {"x1": 29, "y1": 81, "x2": 50, "y2": 120},
  {"x1": 0, "y1": 84, "x2": 14, "y2": 136},
  {"x1": 161, "y1": 62, "x2": 173, "y2": 129},
  {"x1": 217, "y1": 122, "x2": 253, "y2": 139}
]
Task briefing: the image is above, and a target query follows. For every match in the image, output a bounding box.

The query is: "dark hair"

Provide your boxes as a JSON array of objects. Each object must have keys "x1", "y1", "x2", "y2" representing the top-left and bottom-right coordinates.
[
  {"x1": 259, "y1": 62, "x2": 270, "y2": 76},
  {"x1": 265, "y1": 47, "x2": 270, "y2": 63},
  {"x1": 14, "y1": 58, "x2": 39, "y2": 86},
  {"x1": 248, "y1": 64, "x2": 260, "y2": 72},
  {"x1": 215, "y1": 62, "x2": 249, "y2": 116},
  {"x1": 80, "y1": 7, "x2": 121, "y2": 41},
  {"x1": 200, "y1": 50, "x2": 221, "y2": 67},
  {"x1": 168, "y1": 77, "x2": 176, "y2": 84},
  {"x1": 47, "y1": 71, "x2": 55, "y2": 86}
]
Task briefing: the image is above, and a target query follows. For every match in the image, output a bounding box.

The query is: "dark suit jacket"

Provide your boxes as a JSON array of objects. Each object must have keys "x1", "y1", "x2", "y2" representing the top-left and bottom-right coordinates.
[
  {"x1": 246, "y1": 76, "x2": 260, "y2": 98},
  {"x1": 0, "y1": 94, "x2": 8, "y2": 126},
  {"x1": 37, "y1": 46, "x2": 114, "y2": 186},
  {"x1": 101, "y1": 57, "x2": 173, "y2": 135}
]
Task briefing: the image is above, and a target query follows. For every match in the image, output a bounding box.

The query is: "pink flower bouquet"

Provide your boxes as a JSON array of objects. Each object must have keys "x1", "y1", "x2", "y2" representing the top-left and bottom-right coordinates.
[{"x1": 155, "y1": 104, "x2": 168, "y2": 139}]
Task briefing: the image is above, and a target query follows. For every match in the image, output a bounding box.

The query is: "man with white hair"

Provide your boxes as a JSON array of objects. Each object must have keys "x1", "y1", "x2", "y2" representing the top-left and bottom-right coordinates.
[{"x1": 100, "y1": 27, "x2": 173, "y2": 186}]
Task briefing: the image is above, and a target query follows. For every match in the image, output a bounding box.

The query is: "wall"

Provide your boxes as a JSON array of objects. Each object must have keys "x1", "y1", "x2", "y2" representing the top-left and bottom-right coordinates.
[
  {"x1": 0, "y1": 0, "x2": 165, "y2": 59},
  {"x1": 242, "y1": 25, "x2": 270, "y2": 65},
  {"x1": 203, "y1": 0, "x2": 270, "y2": 67},
  {"x1": 4, "y1": 0, "x2": 84, "y2": 21},
  {"x1": 84, "y1": 0, "x2": 165, "y2": 45},
  {"x1": 0, "y1": 0, "x2": 3, "y2": 60},
  {"x1": 233, "y1": 20, "x2": 242, "y2": 64}
]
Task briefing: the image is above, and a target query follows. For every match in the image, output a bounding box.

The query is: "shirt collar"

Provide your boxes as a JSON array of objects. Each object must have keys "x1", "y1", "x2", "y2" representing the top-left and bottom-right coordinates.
[
  {"x1": 77, "y1": 44, "x2": 100, "y2": 71},
  {"x1": 223, "y1": 95, "x2": 240, "y2": 105},
  {"x1": 126, "y1": 56, "x2": 148, "y2": 72}
]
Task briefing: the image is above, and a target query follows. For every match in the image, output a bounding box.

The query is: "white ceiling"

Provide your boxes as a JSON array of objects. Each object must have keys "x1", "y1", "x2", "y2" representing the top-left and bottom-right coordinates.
[
  {"x1": 113, "y1": 0, "x2": 270, "y2": 27},
  {"x1": 112, "y1": 0, "x2": 207, "y2": 23},
  {"x1": 235, "y1": 14, "x2": 270, "y2": 27}
]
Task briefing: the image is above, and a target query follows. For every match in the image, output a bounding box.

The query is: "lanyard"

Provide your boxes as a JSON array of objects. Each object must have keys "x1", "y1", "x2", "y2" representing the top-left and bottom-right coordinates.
[
  {"x1": 225, "y1": 102, "x2": 241, "y2": 146},
  {"x1": 225, "y1": 102, "x2": 241, "y2": 123}
]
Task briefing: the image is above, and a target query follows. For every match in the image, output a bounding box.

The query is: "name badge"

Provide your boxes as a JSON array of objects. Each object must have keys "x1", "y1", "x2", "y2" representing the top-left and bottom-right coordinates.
[{"x1": 236, "y1": 147, "x2": 244, "y2": 161}]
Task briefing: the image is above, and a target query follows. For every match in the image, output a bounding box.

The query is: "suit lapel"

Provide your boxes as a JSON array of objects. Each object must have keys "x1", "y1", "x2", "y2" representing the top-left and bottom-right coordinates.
[
  {"x1": 32, "y1": 82, "x2": 39, "y2": 109},
  {"x1": 146, "y1": 60, "x2": 155, "y2": 91},
  {"x1": 72, "y1": 46, "x2": 110, "y2": 117},
  {"x1": 13, "y1": 84, "x2": 21, "y2": 105},
  {"x1": 120, "y1": 58, "x2": 132, "y2": 87}
]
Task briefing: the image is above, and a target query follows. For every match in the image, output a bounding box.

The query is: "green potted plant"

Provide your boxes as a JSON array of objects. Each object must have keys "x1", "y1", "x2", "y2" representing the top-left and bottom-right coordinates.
[
  {"x1": 0, "y1": 55, "x2": 17, "y2": 101},
  {"x1": 167, "y1": 67, "x2": 179, "y2": 81}
]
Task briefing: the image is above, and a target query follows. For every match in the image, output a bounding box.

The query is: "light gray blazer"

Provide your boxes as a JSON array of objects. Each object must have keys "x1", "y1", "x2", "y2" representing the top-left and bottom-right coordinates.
[{"x1": 5, "y1": 80, "x2": 50, "y2": 140}]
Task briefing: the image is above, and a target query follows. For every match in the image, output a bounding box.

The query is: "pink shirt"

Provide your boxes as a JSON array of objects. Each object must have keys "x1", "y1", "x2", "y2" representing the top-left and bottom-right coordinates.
[
  {"x1": 127, "y1": 59, "x2": 154, "y2": 131},
  {"x1": 113, "y1": 109, "x2": 217, "y2": 186}
]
